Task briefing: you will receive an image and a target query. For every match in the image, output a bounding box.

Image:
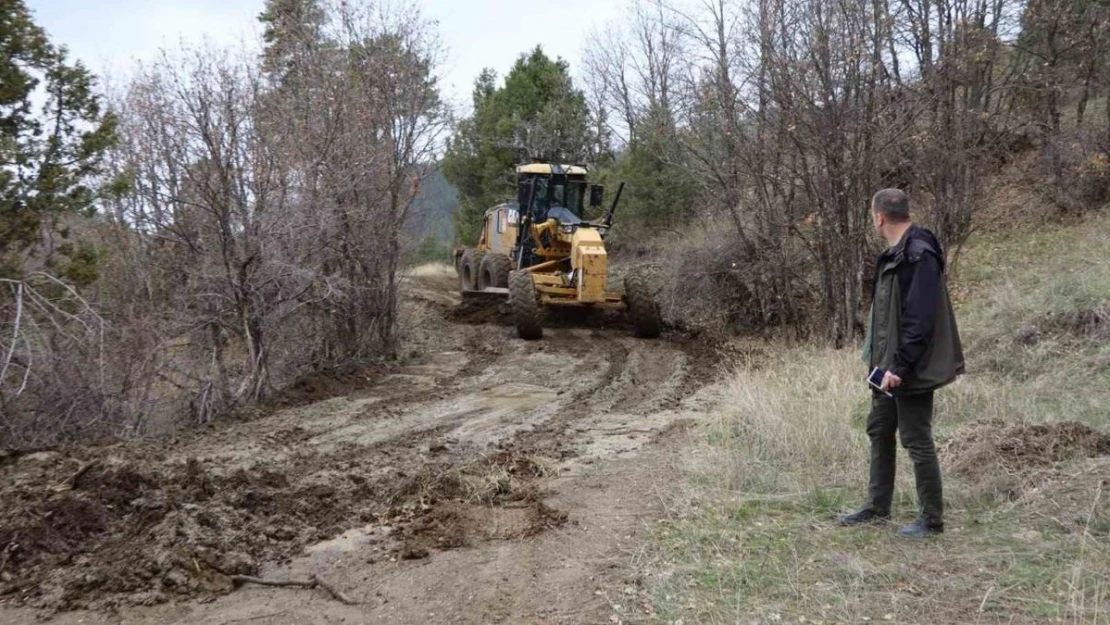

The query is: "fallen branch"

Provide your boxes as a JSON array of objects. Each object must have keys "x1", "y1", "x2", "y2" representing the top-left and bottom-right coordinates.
[
  {"x1": 230, "y1": 574, "x2": 314, "y2": 590},
  {"x1": 310, "y1": 573, "x2": 357, "y2": 605},
  {"x1": 230, "y1": 574, "x2": 357, "y2": 605},
  {"x1": 52, "y1": 460, "x2": 96, "y2": 493}
]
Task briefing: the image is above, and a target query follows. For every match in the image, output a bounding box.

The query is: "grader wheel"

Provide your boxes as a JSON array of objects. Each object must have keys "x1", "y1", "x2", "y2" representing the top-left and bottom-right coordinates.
[
  {"x1": 509, "y1": 270, "x2": 543, "y2": 340},
  {"x1": 459, "y1": 249, "x2": 486, "y2": 293},
  {"x1": 624, "y1": 274, "x2": 661, "y2": 338},
  {"x1": 478, "y1": 253, "x2": 512, "y2": 290}
]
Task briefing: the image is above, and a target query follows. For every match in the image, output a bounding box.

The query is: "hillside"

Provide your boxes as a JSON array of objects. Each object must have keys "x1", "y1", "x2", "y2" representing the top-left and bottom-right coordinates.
[{"x1": 636, "y1": 176, "x2": 1110, "y2": 624}]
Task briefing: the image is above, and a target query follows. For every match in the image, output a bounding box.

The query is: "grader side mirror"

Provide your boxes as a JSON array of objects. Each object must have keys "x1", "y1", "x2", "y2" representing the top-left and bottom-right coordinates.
[{"x1": 588, "y1": 184, "x2": 605, "y2": 208}]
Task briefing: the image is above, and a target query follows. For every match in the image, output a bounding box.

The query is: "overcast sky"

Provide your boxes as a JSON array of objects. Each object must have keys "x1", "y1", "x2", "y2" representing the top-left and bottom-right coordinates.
[{"x1": 27, "y1": 0, "x2": 624, "y2": 113}]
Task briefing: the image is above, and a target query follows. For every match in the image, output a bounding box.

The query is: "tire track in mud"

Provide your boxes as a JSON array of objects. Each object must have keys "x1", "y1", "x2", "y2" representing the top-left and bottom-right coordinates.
[
  {"x1": 0, "y1": 277, "x2": 722, "y2": 618},
  {"x1": 501, "y1": 327, "x2": 718, "y2": 464}
]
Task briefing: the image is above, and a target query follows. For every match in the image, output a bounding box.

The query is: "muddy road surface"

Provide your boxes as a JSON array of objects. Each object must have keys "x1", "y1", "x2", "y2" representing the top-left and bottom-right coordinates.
[{"x1": 0, "y1": 267, "x2": 722, "y2": 624}]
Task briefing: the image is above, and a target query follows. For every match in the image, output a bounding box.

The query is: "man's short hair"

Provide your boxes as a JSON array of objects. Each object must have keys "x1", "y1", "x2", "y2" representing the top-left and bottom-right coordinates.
[{"x1": 871, "y1": 188, "x2": 910, "y2": 222}]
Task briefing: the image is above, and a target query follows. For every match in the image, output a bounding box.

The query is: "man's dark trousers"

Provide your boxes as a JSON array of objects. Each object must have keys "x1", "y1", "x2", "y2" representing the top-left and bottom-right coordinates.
[{"x1": 866, "y1": 390, "x2": 943, "y2": 525}]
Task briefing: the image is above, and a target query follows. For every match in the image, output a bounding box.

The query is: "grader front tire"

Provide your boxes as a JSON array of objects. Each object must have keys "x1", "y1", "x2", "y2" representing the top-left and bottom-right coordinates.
[
  {"x1": 509, "y1": 271, "x2": 543, "y2": 340},
  {"x1": 624, "y1": 275, "x2": 662, "y2": 339}
]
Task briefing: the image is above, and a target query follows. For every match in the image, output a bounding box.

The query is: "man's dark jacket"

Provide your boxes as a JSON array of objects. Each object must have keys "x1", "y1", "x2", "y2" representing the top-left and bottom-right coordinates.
[{"x1": 863, "y1": 225, "x2": 965, "y2": 393}]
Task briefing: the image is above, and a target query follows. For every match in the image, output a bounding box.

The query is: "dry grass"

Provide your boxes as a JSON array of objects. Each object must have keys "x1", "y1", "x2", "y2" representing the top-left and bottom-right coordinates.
[
  {"x1": 645, "y1": 213, "x2": 1110, "y2": 624},
  {"x1": 406, "y1": 262, "x2": 456, "y2": 279},
  {"x1": 692, "y1": 347, "x2": 869, "y2": 495}
]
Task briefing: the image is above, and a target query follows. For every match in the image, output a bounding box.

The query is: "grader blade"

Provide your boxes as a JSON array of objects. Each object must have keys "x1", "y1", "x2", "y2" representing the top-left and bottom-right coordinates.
[{"x1": 461, "y1": 287, "x2": 509, "y2": 301}]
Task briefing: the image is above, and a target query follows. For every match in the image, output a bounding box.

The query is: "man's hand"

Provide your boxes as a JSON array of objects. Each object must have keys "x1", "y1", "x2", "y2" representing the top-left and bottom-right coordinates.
[{"x1": 881, "y1": 371, "x2": 903, "y2": 392}]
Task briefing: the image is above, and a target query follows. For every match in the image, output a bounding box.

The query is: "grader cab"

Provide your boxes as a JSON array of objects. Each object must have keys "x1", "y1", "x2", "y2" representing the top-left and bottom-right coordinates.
[{"x1": 454, "y1": 163, "x2": 661, "y2": 340}]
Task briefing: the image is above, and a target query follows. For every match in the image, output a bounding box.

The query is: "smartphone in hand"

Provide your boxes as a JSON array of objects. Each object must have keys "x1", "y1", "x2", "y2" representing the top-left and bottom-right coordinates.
[{"x1": 868, "y1": 366, "x2": 894, "y2": 397}]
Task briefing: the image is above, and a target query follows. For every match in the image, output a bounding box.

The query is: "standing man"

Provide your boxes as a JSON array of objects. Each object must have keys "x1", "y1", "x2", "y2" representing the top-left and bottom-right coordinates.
[{"x1": 839, "y1": 189, "x2": 965, "y2": 538}]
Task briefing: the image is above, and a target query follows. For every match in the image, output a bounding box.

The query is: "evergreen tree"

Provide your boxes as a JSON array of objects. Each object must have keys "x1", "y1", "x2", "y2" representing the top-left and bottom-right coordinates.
[
  {"x1": 258, "y1": 0, "x2": 327, "y2": 82},
  {"x1": 611, "y1": 105, "x2": 697, "y2": 229},
  {"x1": 0, "y1": 0, "x2": 116, "y2": 280},
  {"x1": 443, "y1": 47, "x2": 592, "y2": 244}
]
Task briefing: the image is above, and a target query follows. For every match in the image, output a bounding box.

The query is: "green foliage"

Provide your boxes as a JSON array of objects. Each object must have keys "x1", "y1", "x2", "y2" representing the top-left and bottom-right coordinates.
[
  {"x1": 407, "y1": 233, "x2": 451, "y2": 266},
  {"x1": 54, "y1": 242, "x2": 99, "y2": 287},
  {"x1": 0, "y1": 0, "x2": 116, "y2": 279},
  {"x1": 611, "y1": 124, "x2": 698, "y2": 229},
  {"x1": 258, "y1": 0, "x2": 327, "y2": 81},
  {"x1": 444, "y1": 47, "x2": 592, "y2": 244}
]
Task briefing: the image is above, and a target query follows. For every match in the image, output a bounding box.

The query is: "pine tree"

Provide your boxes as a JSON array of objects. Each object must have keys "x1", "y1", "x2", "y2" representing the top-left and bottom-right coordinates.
[
  {"x1": 443, "y1": 47, "x2": 592, "y2": 244},
  {"x1": 0, "y1": 0, "x2": 117, "y2": 280},
  {"x1": 257, "y1": 0, "x2": 327, "y2": 83}
]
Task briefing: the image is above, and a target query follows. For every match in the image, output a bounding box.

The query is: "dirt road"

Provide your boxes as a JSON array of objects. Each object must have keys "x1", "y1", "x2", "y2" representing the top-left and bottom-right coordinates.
[{"x1": 0, "y1": 267, "x2": 721, "y2": 624}]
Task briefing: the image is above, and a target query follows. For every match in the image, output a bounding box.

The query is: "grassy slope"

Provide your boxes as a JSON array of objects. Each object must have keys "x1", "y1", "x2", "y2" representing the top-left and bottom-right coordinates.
[{"x1": 644, "y1": 209, "x2": 1110, "y2": 624}]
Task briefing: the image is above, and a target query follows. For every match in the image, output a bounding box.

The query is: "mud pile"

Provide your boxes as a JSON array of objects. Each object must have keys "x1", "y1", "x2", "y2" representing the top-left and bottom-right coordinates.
[
  {"x1": 1016, "y1": 304, "x2": 1110, "y2": 344},
  {"x1": 0, "y1": 446, "x2": 561, "y2": 612},
  {"x1": 0, "y1": 268, "x2": 709, "y2": 617},
  {"x1": 940, "y1": 420, "x2": 1110, "y2": 499}
]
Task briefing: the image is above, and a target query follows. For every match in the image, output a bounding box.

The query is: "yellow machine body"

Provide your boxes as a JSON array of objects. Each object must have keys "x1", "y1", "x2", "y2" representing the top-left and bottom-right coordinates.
[
  {"x1": 454, "y1": 163, "x2": 660, "y2": 340},
  {"x1": 457, "y1": 164, "x2": 623, "y2": 309},
  {"x1": 522, "y1": 219, "x2": 620, "y2": 307}
]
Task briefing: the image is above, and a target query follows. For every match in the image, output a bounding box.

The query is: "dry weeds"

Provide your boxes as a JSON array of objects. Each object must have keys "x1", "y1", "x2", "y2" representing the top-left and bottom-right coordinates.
[{"x1": 645, "y1": 215, "x2": 1110, "y2": 625}]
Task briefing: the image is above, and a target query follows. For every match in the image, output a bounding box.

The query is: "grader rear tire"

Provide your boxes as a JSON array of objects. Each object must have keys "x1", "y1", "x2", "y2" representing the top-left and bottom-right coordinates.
[
  {"x1": 509, "y1": 270, "x2": 543, "y2": 340},
  {"x1": 459, "y1": 249, "x2": 486, "y2": 292},
  {"x1": 478, "y1": 253, "x2": 512, "y2": 290},
  {"x1": 624, "y1": 274, "x2": 662, "y2": 339}
]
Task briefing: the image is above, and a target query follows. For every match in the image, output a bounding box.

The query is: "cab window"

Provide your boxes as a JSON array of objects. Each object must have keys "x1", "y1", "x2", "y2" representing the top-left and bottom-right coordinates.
[{"x1": 551, "y1": 183, "x2": 585, "y2": 216}]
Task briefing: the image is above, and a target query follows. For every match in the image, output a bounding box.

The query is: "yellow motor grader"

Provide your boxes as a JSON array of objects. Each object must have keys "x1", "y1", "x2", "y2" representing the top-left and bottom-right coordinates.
[{"x1": 453, "y1": 163, "x2": 661, "y2": 340}]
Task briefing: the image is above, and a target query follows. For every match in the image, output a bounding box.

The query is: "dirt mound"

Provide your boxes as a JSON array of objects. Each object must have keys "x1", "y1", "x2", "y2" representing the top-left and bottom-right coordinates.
[
  {"x1": 1016, "y1": 304, "x2": 1110, "y2": 344},
  {"x1": 391, "y1": 500, "x2": 568, "y2": 560},
  {"x1": 270, "y1": 369, "x2": 383, "y2": 409},
  {"x1": 378, "y1": 450, "x2": 564, "y2": 559},
  {"x1": 0, "y1": 452, "x2": 314, "y2": 611},
  {"x1": 0, "y1": 445, "x2": 563, "y2": 612},
  {"x1": 447, "y1": 297, "x2": 512, "y2": 325},
  {"x1": 940, "y1": 420, "x2": 1110, "y2": 497},
  {"x1": 484, "y1": 450, "x2": 550, "y2": 478}
]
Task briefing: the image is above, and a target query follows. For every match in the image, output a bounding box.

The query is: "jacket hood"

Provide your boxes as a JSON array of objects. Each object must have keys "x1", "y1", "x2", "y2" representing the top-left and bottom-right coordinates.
[{"x1": 887, "y1": 225, "x2": 945, "y2": 272}]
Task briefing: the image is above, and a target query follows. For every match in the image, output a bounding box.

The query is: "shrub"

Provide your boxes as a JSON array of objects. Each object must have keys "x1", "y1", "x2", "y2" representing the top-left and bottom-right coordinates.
[{"x1": 1034, "y1": 129, "x2": 1110, "y2": 215}]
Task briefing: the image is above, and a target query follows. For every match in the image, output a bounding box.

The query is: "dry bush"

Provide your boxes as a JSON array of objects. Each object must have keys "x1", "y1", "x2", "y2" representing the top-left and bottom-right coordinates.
[
  {"x1": 0, "y1": 4, "x2": 445, "y2": 449},
  {"x1": 1034, "y1": 129, "x2": 1110, "y2": 215},
  {"x1": 0, "y1": 276, "x2": 121, "y2": 447},
  {"x1": 655, "y1": 223, "x2": 816, "y2": 339}
]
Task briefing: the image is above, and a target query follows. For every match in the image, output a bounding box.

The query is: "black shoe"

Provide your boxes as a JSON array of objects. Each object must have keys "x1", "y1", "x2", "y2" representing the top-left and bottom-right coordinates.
[
  {"x1": 837, "y1": 507, "x2": 890, "y2": 526},
  {"x1": 895, "y1": 517, "x2": 944, "y2": 538}
]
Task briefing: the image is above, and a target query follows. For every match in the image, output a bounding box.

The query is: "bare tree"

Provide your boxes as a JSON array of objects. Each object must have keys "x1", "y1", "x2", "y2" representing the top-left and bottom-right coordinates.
[
  {"x1": 592, "y1": 0, "x2": 1028, "y2": 342},
  {"x1": 584, "y1": 0, "x2": 690, "y2": 148},
  {"x1": 0, "y1": 2, "x2": 447, "y2": 448}
]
